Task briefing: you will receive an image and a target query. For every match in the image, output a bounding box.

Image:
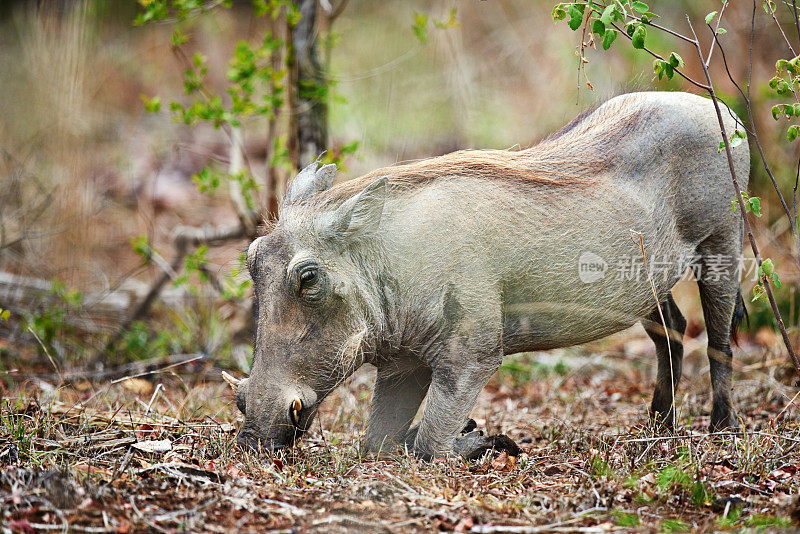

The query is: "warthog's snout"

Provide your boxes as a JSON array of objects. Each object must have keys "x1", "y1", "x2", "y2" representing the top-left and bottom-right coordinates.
[
  {"x1": 235, "y1": 429, "x2": 290, "y2": 452},
  {"x1": 224, "y1": 371, "x2": 317, "y2": 454}
]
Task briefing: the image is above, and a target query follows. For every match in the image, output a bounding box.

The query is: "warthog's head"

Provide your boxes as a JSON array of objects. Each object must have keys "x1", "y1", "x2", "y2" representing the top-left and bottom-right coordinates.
[{"x1": 232, "y1": 162, "x2": 388, "y2": 452}]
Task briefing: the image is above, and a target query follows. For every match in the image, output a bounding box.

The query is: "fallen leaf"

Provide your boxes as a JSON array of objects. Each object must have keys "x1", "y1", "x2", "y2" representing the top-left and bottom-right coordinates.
[
  {"x1": 490, "y1": 451, "x2": 517, "y2": 472},
  {"x1": 9, "y1": 520, "x2": 34, "y2": 534}
]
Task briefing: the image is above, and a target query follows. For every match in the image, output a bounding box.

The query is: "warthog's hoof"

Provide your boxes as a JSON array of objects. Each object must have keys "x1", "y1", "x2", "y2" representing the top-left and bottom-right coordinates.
[
  {"x1": 710, "y1": 408, "x2": 741, "y2": 435},
  {"x1": 453, "y1": 430, "x2": 520, "y2": 461},
  {"x1": 647, "y1": 407, "x2": 676, "y2": 431},
  {"x1": 461, "y1": 419, "x2": 478, "y2": 434}
]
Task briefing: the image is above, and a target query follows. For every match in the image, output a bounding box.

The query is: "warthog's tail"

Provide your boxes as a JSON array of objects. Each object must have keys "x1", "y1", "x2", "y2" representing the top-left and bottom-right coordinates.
[{"x1": 730, "y1": 287, "x2": 749, "y2": 346}]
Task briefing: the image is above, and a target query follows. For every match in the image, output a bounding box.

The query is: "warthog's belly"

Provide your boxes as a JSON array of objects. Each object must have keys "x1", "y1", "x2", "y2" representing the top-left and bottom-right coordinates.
[{"x1": 501, "y1": 300, "x2": 639, "y2": 353}]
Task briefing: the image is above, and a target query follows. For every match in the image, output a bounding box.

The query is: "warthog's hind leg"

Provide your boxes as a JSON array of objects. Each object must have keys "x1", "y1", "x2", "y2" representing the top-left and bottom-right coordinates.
[
  {"x1": 642, "y1": 293, "x2": 686, "y2": 428},
  {"x1": 696, "y1": 237, "x2": 742, "y2": 433}
]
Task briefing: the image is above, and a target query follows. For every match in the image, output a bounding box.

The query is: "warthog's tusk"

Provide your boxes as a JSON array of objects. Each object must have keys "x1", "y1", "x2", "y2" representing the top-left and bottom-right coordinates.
[
  {"x1": 291, "y1": 397, "x2": 303, "y2": 426},
  {"x1": 221, "y1": 371, "x2": 242, "y2": 391}
]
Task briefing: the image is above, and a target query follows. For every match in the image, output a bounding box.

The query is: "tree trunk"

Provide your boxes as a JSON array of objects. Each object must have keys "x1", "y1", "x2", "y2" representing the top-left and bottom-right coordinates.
[{"x1": 290, "y1": 0, "x2": 328, "y2": 168}]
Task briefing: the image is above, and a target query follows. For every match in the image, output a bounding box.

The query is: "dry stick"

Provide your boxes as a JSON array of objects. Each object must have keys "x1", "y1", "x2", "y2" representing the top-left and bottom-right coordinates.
[
  {"x1": 687, "y1": 17, "x2": 800, "y2": 373},
  {"x1": 576, "y1": 7, "x2": 591, "y2": 103},
  {"x1": 228, "y1": 126, "x2": 259, "y2": 232},
  {"x1": 630, "y1": 231, "x2": 677, "y2": 427},
  {"x1": 27, "y1": 326, "x2": 63, "y2": 385},
  {"x1": 265, "y1": 31, "x2": 280, "y2": 216},
  {"x1": 96, "y1": 224, "x2": 247, "y2": 358}
]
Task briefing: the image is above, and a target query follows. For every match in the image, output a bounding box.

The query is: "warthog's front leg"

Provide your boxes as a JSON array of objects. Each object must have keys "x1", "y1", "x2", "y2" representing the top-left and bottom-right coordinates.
[
  {"x1": 365, "y1": 365, "x2": 431, "y2": 455},
  {"x1": 413, "y1": 352, "x2": 504, "y2": 460}
]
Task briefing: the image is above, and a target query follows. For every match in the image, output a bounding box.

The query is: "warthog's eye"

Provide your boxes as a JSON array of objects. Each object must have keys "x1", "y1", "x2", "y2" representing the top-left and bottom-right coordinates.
[
  {"x1": 300, "y1": 267, "x2": 318, "y2": 286},
  {"x1": 294, "y1": 260, "x2": 325, "y2": 304}
]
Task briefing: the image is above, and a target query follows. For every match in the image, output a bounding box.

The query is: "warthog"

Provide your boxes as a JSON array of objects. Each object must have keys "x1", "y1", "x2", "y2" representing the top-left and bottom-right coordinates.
[{"x1": 228, "y1": 91, "x2": 749, "y2": 459}]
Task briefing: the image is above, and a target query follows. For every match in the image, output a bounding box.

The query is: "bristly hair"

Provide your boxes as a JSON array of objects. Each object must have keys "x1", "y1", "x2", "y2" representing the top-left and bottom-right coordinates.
[
  {"x1": 261, "y1": 217, "x2": 278, "y2": 234},
  {"x1": 542, "y1": 103, "x2": 600, "y2": 142},
  {"x1": 300, "y1": 96, "x2": 653, "y2": 211}
]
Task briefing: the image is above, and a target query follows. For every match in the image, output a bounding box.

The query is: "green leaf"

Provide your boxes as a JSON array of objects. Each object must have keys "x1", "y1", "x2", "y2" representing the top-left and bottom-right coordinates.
[
  {"x1": 788, "y1": 124, "x2": 799, "y2": 141},
  {"x1": 730, "y1": 128, "x2": 746, "y2": 148},
  {"x1": 631, "y1": 24, "x2": 646, "y2": 49},
  {"x1": 751, "y1": 283, "x2": 765, "y2": 302},
  {"x1": 653, "y1": 59, "x2": 672, "y2": 80},
  {"x1": 141, "y1": 95, "x2": 161, "y2": 113},
  {"x1": 600, "y1": 4, "x2": 615, "y2": 25},
  {"x1": 592, "y1": 19, "x2": 606, "y2": 36},
  {"x1": 192, "y1": 52, "x2": 205, "y2": 68},
  {"x1": 716, "y1": 27, "x2": 727, "y2": 34},
  {"x1": 653, "y1": 59, "x2": 664, "y2": 79},
  {"x1": 567, "y1": 4, "x2": 585, "y2": 30},
  {"x1": 705, "y1": 10, "x2": 717, "y2": 24},
  {"x1": 171, "y1": 28, "x2": 188, "y2": 47},
  {"x1": 192, "y1": 167, "x2": 221, "y2": 194},
  {"x1": 773, "y1": 272, "x2": 782, "y2": 288},
  {"x1": 772, "y1": 105, "x2": 782, "y2": 120},
  {"x1": 1, "y1": 309, "x2": 10, "y2": 321},
  {"x1": 614, "y1": 511, "x2": 640, "y2": 527},
  {"x1": 768, "y1": 76, "x2": 782, "y2": 89},
  {"x1": 612, "y1": 1, "x2": 626, "y2": 21},
  {"x1": 602, "y1": 29, "x2": 618, "y2": 49},
  {"x1": 631, "y1": 1, "x2": 648, "y2": 13},
  {"x1": 748, "y1": 196, "x2": 762, "y2": 217},
  {"x1": 776, "y1": 58, "x2": 798, "y2": 74},
  {"x1": 552, "y1": 4, "x2": 567, "y2": 21},
  {"x1": 669, "y1": 52, "x2": 684, "y2": 68},
  {"x1": 412, "y1": 11, "x2": 429, "y2": 42},
  {"x1": 130, "y1": 234, "x2": 154, "y2": 266}
]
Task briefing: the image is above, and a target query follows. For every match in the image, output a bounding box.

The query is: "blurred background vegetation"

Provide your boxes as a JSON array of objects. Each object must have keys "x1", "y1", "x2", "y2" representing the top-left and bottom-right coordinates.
[{"x1": 0, "y1": 0, "x2": 797, "y2": 381}]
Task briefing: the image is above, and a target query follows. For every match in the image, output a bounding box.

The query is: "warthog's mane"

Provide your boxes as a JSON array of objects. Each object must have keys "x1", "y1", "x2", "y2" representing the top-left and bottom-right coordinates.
[{"x1": 308, "y1": 98, "x2": 653, "y2": 210}]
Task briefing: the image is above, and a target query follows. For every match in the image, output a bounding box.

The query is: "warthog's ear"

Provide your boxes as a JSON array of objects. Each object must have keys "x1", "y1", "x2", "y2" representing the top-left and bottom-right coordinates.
[
  {"x1": 283, "y1": 161, "x2": 337, "y2": 206},
  {"x1": 323, "y1": 176, "x2": 387, "y2": 240}
]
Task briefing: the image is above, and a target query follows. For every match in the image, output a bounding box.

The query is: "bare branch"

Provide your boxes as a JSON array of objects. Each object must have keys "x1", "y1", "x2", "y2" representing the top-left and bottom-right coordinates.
[
  {"x1": 705, "y1": 0, "x2": 729, "y2": 66},
  {"x1": 608, "y1": 21, "x2": 710, "y2": 91},
  {"x1": 95, "y1": 223, "x2": 249, "y2": 359},
  {"x1": 687, "y1": 16, "x2": 800, "y2": 373},
  {"x1": 766, "y1": 0, "x2": 798, "y2": 55}
]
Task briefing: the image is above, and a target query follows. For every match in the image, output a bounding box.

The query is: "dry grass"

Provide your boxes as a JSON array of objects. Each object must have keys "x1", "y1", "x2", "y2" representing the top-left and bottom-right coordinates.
[{"x1": 2, "y1": 328, "x2": 799, "y2": 533}]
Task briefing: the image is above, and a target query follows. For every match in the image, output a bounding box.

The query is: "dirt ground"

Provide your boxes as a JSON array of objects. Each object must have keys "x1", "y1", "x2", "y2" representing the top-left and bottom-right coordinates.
[{"x1": 1, "y1": 321, "x2": 799, "y2": 533}]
